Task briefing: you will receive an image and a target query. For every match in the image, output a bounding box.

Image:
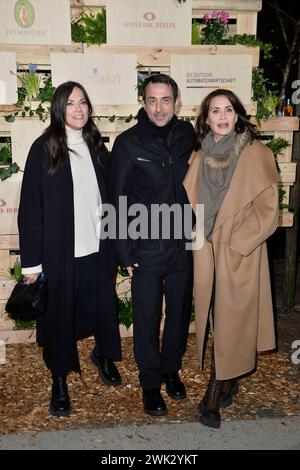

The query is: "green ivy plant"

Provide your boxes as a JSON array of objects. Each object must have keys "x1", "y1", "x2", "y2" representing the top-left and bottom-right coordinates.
[
  {"x1": 192, "y1": 20, "x2": 201, "y2": 45},
  {"x1": 38, "y1": 75, "x2": 56, "y2": 103},
  {"x1": 71, "y1": 10, "x2": 106, "y2": 45},
  {"x1": 265, "y1": 137, "x2": 289, "y2": 159},
  {"x1": 265, "y1": 137, "x2": 290, "y2": 209},
  {"x1": 225, "y1": 34, "x2": 273, "y2": 60},
  {"x1": 0, "y1": 140, "x2": 19, "y2": 181},
  {"x1": 13, "y1": 319, "x2": 36, "y2": 331},
  {"x1": 10, "y1": 260, "x2": 23, "y2": 281},
  {"x1": 4, "y1": 74, "x2": 55, "y2": 124}
]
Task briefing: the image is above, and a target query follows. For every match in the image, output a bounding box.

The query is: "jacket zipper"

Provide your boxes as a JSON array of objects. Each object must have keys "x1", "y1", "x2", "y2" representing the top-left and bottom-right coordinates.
[{"x1": 167, "y1": 155, "x2": 180, "y2": 250}]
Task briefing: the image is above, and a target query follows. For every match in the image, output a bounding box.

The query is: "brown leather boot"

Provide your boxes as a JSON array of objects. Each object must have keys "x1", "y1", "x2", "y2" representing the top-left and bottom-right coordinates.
[{"x1": 219, "y1": 379, "x2": 239, "y2": 408}]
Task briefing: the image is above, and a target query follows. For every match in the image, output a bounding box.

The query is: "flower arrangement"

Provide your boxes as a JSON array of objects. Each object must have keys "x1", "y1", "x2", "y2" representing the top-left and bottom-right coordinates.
[
  {"x1": 13, "y1": 63, "x2": 42, "y2": 102},
  {"x1": 201, "y1": 10, "x2": 229, "y2": 44}
]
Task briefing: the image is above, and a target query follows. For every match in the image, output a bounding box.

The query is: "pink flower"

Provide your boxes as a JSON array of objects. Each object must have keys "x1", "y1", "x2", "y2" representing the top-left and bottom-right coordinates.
[
  {"x1": 211, "y1": 10, "x2": 217, "y2": 18},
  {"x1": 220, "y1": 10, "x2": 229, "y2": 24},
  {"x1": 203, "y1": 13, "x2": 209, "y2": 22}
]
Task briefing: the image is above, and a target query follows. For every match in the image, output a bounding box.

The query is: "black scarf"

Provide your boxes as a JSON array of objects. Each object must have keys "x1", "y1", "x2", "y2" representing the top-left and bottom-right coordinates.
[{"x1": 137, "y1": 108, "x2": 177, "y2": 148}]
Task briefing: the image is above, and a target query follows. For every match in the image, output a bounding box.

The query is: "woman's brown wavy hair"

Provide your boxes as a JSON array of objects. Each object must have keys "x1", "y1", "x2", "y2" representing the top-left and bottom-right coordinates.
[{"x1": 194, "y1": 89, "x2": 259, "y2": 151}]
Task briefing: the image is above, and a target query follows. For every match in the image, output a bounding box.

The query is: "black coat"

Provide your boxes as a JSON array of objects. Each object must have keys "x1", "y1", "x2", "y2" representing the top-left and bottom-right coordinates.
[
  {"x1": 18, "y1": 134, "x2": 121, "y2": 373},
  {"x1": 109, "y1": 109, "x2": 194, "y2": 273}
]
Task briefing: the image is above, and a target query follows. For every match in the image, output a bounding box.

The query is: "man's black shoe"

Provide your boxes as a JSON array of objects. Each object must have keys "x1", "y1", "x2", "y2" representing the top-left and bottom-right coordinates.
[
  {"x1": 163, "y1": 372, "x2": 186, "y2": 400},
  {"x1": 143, "y1": 389, "x2": 167, "y2": 416},
  {"x1": 49, "y1": 376, "x2": 71, "y2": 417},
  {"x1": 90, "y1": 348, "x2": 122, "y2": 386}
]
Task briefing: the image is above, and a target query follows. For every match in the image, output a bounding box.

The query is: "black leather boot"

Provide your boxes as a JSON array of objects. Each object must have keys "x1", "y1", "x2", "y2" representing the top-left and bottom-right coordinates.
[
  {"x1": 49, "y1": 376, "x2": 71, "y2": 417},
  {"x1": 198, "y1": 354, "x2": 222, "y2": 428},
  {"x1": 219, "y1": 379, "x2": 239, "y2": 408}
]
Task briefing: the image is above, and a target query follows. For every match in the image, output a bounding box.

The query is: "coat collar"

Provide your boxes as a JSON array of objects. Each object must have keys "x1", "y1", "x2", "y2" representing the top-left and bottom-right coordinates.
[
  {"x1": 183, "y1": 141, "x2": 278, "y2": 235},
  {"x1": 213, "y1": 140, "x2": 277, "y2": 232}
]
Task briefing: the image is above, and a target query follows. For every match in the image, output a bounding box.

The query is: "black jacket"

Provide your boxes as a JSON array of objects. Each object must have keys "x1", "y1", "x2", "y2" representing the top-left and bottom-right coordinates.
[
  {"x1": 18, "y1": 134, "x2": 121, "y2": 373},
  {"x1": 109, "y1": 109, "x2": 194, "y2": 273}
]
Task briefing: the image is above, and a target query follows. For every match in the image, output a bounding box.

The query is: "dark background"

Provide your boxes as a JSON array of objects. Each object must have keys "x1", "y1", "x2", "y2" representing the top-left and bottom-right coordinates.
[{"x1": 257, "y1": 0, "x2": 300, "y2": 265}]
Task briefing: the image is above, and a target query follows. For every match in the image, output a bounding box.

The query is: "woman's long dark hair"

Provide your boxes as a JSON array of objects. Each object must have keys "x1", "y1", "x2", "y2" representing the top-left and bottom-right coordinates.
[
  {"x1": 194, "y1": 89, "x2": 259, "y2": 151},
  {"x1": 44, "y1": 81, "x2": 107, "y2": 175}
]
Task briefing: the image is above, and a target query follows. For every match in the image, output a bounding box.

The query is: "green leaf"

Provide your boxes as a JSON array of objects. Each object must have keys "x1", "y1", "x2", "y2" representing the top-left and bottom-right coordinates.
[
  {"x1": 5, "y1": 115, "x2": 15, "y2": 122},
  {"x1": 13, "y1": 319, "x2": 36, "y2": 330},
  {"x1": 266, "y1": 137, "x2": 289, "y2": 158},
  {"x1": 118, "y1": 299, "x2": 133, "y2": 329},
  {"x1": 71, "y1": 9, "x2": 106, "y2": 45}
]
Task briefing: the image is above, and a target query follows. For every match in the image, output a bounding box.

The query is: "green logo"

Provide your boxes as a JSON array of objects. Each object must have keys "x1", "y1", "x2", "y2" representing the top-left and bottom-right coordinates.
[{"x1": 14, "y1": 0, "x2": 35, "y2": 28}]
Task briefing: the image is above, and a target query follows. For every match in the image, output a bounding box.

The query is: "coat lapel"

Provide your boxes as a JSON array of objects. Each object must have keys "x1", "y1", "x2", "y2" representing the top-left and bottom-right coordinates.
[
  {"x1": 90, "y1": 152, "x2": 108, "y2": 203},
  {"x1": 213, "y1": 141, "x2": 278, "y2": 233},
  {"x1": 183, "y1": 150, "x2": 202, "y2": 214}
]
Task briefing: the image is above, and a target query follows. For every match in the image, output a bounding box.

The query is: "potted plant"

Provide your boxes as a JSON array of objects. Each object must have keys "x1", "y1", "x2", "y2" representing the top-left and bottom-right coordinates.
[{"x1": 13, "y1": 63, "x2": 42, "y2": 108}]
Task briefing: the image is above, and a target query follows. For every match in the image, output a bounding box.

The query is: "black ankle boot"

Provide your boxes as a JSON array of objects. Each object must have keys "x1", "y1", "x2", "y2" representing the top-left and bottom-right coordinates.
[
  {"x1": 90, "y1": 348, "x2": 122, "y2": 386},
  {"x1": 199, "y1": 377, "x2": 222, "y2": 429},
  {"x1": 49, "y1": 376, "x2": 71, "y2": 417},
  {"x1": 219, "y1": 379, "x2": 239, "y2": 408},
  {"x1": 198, "y1": 353, "x2": 222, "y2": 428}
]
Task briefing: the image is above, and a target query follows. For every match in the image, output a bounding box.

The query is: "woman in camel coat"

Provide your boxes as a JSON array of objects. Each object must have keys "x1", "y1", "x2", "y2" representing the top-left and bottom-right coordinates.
[{"x1": 183, "y1": 89, "x2": 279, "y2": 428}]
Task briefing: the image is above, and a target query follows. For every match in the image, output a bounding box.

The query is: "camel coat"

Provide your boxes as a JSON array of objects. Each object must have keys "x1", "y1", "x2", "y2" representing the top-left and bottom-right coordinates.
[{"x1": 183, "y1": 139, "x2": 279, "y2": 379}]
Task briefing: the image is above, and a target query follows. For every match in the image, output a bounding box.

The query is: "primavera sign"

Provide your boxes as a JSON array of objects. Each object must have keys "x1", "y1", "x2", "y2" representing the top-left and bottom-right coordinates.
[
  {"x1": 0, "y1": 0, "x2": 71, "y2": 45},
  {"x1": 14, "y1": 0, "x2": 35, "y2": 28}
]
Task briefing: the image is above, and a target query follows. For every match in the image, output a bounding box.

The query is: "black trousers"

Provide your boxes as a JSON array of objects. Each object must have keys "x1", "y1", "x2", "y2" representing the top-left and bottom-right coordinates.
[
  {"x1": 48, "y1": 252, "x2": 120, "y2": 377},
  {"x1": 132, "y1": 268, "x2": 193, "y2": 390}
]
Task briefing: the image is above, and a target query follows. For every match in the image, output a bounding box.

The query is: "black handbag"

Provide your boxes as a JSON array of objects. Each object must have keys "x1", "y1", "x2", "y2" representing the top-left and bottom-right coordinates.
[{"x1": 5, "y1": 273, "x2": 47, "y2": 321}]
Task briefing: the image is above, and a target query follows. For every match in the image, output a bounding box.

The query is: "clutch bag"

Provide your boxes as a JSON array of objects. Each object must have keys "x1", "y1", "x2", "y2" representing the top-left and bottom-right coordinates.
[{"x1": 5, "y1": 272, "x2": 47, "y2": 321}]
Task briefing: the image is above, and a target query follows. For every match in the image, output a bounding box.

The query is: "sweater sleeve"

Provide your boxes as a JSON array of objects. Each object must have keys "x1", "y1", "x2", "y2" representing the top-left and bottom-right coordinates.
[
  {"x1": 230, "y1": 183, "x2": 279, "y2": 257},
  {"x1": 18, "y1": 139, "x2": 44, "y2": 269}
]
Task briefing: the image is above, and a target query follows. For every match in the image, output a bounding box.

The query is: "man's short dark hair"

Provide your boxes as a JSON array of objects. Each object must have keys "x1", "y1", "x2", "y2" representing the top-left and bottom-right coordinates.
[{"x1": 142, "y1": 74, "x2": 179, "y2": 102}]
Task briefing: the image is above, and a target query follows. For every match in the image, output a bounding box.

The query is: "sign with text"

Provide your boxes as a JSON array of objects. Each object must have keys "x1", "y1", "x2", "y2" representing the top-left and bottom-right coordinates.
[
  {"x1": 11, "y1": 118, "x2": 48, "y2": 170},
  {"x1": 106, "y1": 0, "x2": 192, "y2": 46},
  {"x1": 51, "y1": 53, "x2": 137, "y2": 105},
  {"x1": 0, "y1": 53, "x2": 18, "y2": 104},
  {"x1": 171, "y1": 55, "x2": 253, "y2": 106},
  {"x1": 0, "y1": 175, "x2": 21, "y2": 235},
  {"x1": 0, "y1": 0, "x2": 71, "y2": 45},
  {"x1": 2, "y1": 118, "x2": 48, "y2": 234}
]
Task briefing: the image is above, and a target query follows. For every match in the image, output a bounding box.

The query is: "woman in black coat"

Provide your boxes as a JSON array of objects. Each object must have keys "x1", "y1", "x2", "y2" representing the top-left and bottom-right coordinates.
[{"x1": 18, "y1": 81, "x2": 122, "y2": 417}]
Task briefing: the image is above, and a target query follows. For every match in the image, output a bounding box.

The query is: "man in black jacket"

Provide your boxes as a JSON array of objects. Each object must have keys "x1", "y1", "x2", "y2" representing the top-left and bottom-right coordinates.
[{"x1": 109, "y1": 74, "x2": 194, "y2": 416}]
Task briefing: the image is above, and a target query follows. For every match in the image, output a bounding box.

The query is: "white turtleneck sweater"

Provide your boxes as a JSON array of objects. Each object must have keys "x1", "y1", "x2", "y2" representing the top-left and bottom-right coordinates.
[
  {"x1": 22, "y1": 126, "x2": 102, "y2": 274},
  {"x1": 67, "y1": 125, "x2": 102, "y2": 258}
]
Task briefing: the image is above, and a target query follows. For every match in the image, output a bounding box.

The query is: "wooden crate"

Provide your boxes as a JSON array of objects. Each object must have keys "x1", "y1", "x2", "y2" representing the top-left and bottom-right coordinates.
[
  {"x1": 0, "y1": 250, "x2": 10, "y2": 276},
  {"x1": 0, "y1": 44, "x2": 82, "y2": 69},
  {"x1": 0, "y1": 231, "x2": 19, "y2": 275},
  {"x1": 84, "y1": 43, "x2": 260, "y2": 68},
  {"x1": 254, "y1": 117, "x2": 299, "y2": 163}
]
